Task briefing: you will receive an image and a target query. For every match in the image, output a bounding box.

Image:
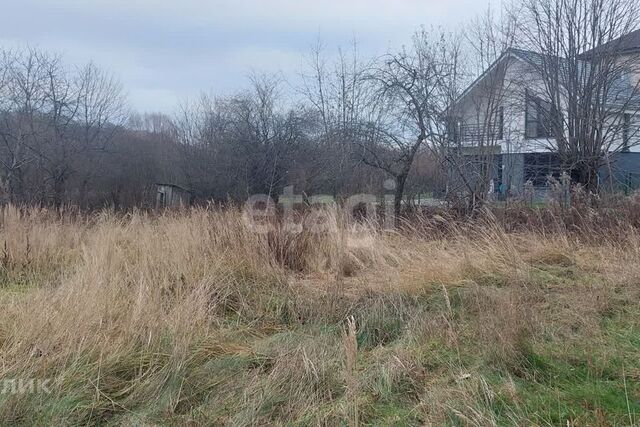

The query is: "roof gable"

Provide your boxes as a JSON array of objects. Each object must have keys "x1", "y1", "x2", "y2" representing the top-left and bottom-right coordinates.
[
  {"x1": 455, "y1": 50, "x2": 515, "y2": 106},
  {"x1": 457, "y1": 46, "x2": 640, "y2": 110},
  {"x1": 455, "y1": 48, "x2": 540, "y2": 106}
]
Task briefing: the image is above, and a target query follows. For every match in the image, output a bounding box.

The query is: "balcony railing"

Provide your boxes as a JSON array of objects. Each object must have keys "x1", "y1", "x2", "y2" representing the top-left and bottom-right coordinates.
[{"x1": 452, "y1": 122, "x2": 503, "y2": 146}]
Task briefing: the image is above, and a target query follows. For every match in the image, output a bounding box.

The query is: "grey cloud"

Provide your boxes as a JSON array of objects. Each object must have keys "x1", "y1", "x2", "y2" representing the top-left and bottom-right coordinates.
[{"x1": 1, "y1": 0, "x2": 487, "y2": 112}]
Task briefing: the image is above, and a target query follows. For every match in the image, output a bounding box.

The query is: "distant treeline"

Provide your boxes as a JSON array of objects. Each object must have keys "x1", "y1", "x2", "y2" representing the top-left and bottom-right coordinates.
[
  {"x1": 0, "y1": 46, "x2": 440, "y2": 209},
  {"x1": 3, "y1": 0, "x2": 639, "y2": 211}
]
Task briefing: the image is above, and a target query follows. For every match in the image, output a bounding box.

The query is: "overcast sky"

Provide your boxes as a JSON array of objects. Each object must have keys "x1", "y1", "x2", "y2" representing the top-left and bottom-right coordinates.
[{"x1": 2, "y1": 0, "x2": 489, "y2": 113}]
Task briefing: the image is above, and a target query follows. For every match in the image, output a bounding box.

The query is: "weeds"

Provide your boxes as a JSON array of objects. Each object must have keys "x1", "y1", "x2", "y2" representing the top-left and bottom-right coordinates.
[{"x1": 0, "y1": 203, "x2": 637, "y2": 425}]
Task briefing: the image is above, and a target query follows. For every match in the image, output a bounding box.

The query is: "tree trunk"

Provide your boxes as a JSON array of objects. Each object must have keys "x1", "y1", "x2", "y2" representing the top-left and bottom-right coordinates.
[{"x1": 393, "y1": 173, "x2": 407, "y2": 227}]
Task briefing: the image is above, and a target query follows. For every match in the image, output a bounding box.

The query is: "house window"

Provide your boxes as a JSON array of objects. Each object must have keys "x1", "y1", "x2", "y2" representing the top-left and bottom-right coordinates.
[
  {"x1": 622, "y1": 113, "x2": 631, "y2": 152},
  {"x1": 448, "y1": 117, "x2": 462, "y2": 144},
  {"x1": 496, "y1": 106, "x2": 504, "y2": 140},
  {"x1": 523, "y1": 153, "x2": 562, "y2": 187},
  {"x1": 524, "y1": 91, "x2": 555, "y2": 139}
]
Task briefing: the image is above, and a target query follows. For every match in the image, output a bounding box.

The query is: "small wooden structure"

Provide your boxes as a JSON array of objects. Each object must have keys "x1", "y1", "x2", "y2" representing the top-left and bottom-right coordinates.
[{"x1": 155, "y1": 183, "x2": 191, "y2": 208}]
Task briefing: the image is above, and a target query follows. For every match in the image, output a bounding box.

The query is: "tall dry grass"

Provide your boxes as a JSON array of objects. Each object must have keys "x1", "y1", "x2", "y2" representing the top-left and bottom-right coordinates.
[{"x1": 0, "y1": 203, "x2": 637, "y2": 425}]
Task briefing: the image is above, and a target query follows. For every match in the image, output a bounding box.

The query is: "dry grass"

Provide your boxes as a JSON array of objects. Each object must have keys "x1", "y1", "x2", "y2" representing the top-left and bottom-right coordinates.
[{"x1": 0, "y1": 204, "x2": 637, "y2": 425}]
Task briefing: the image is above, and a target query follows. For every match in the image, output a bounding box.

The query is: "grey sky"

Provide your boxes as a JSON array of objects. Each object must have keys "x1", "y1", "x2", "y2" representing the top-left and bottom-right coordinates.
[{"x1": 2, "y1": 0, "x2": 488, "y2": 113}]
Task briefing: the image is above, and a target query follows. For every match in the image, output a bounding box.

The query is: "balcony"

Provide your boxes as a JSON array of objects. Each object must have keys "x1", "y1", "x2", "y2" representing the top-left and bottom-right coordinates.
[{"x1": 453, "y1": 122, "x2": 503, "y2": 146}]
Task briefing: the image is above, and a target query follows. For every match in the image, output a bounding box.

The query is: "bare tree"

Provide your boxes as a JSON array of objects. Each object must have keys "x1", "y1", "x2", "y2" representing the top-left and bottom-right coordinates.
[
  {"x1": 238, "y1": 73, "x2": 305, "y2": 197},
  {"x1": 127, "y1": 112, "x2": 175, "y2": 134},
  {"x1": 0, "y1": 47, "x2": 126, "y2": 206},
  {"x1": 360, "y1": 28, "x2": 462, "y2": 221},
  {"x1": 0, "y1": 48, "x2": 52, "y2": 203},
  {"x1": 174, "y1": 74, "x2": 305, "y2": 201},
  {"x1": 443, "y1": 7, "x2": 519, "y2": 209},
  {"x1": 298, "y1": 38, "x2": 372, "y2": 195},
  {"x1": 73, "y1": 62, "x2": 127, "y2": 206},
  {"x1": 515, "y1": 0, "x2": 640, "y2": 190}
]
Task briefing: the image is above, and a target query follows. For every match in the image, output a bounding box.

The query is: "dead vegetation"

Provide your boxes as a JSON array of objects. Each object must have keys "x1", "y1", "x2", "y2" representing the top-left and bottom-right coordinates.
[{"x1": 0, "y1": 203, "x2": 637, "y2": 426}]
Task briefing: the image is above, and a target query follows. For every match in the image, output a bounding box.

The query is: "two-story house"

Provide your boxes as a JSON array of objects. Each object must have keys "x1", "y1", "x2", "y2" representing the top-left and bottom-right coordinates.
[{"x1": 449, "y1": 30, "x2": 640, "y2": 198}]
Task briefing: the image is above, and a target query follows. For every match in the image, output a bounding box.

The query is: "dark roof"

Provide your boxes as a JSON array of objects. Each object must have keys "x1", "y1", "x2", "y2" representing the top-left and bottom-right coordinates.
[
  {"x1": 508, "y1": 48, "x2": 640, "y2": 109},
  {"x1": 508, "y1": 48, "x2": 545, "y2": 65},
  {"x1": 579, "y1": 29, "x2": 640, "y2": 58},
  {"x1": 156, "y1": 183, "x2": 192, "y2": 192}
]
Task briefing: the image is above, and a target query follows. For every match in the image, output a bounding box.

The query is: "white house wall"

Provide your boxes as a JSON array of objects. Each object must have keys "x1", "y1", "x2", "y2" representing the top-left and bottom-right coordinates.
[
  {"x1": 457, "y1": 56, "x2": 555, "y2": 154},
  {"x1": 458, "y1": 53, "x2": 640, "y2": 154}
]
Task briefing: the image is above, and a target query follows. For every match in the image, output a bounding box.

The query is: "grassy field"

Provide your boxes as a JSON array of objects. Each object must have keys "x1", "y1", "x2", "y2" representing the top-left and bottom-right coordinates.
[{"x1": 0, "y1": 204, "x2": 638, "y2": 426}]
